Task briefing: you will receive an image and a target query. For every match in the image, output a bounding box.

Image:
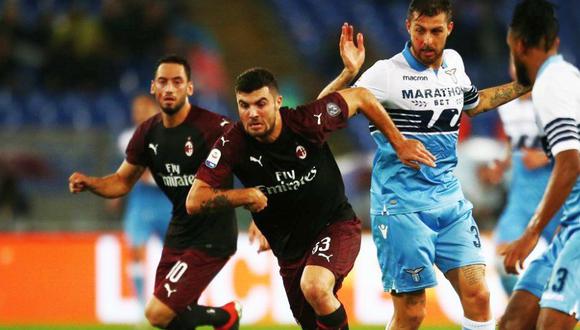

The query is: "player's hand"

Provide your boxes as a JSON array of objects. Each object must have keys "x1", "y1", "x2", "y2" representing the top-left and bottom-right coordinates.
[
  {"x1": 248, "y1": 220, "x2": 271, "y2": 253},
  {"x1": 245, "y1": 188, "x2": 268, "y2": 213},
  {"x1": 340, "y1": 22, "x2": 365, "y2": 77},
  {"x1": 394, "y1": 139, "x2": 436, "y2": 170},
  {"x1": 499, "y1": 228, "x2": 540, "y2": 275},
  {"x1": 69, "y1": 172, "x2": 91, "y2": 194},
  {"x1": 522, "y1": 148, "x2": 549, "y2": 170}
]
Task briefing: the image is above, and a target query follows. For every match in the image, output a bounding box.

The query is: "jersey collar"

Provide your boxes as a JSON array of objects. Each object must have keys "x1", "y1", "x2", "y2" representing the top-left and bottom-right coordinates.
[
  {"x1": 402, "y1": 41, "x2": 447, "y2": 73},
  {"x1": 537, "y1": 54, "x2": 563, "y2": 78}
]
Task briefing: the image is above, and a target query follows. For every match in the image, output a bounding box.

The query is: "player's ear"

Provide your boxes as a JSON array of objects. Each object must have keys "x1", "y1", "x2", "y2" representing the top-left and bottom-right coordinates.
[
  {"x1": 150, "y1": 80, "x2": 155, "y2": 95},
  {"x1": 447, "y1": 21, "x2": 454, "y2": 36},
  {"x1": 187, "y1": 81, "x2": 194, "y2": 96},
  {"x1": 275, "y1": 94, "x2": 283, "y2": 109},
  {"x1": 405, "y1": 19, "x2": 411, "y2": 35}
]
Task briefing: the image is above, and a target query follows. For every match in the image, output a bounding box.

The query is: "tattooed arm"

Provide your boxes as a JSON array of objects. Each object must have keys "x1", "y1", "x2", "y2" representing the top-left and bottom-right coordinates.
[
  {"x1": 186, "y1": 178, "x2": 267, "y2": 215},
  {"x1": 465, "y1": 81, "x2": 531, "y2": 117}
]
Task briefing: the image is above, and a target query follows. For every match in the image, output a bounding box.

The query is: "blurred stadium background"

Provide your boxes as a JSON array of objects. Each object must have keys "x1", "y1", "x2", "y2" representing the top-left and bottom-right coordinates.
[{"x1": 0, "y1": 0, "x2": 578, "y2": 329}]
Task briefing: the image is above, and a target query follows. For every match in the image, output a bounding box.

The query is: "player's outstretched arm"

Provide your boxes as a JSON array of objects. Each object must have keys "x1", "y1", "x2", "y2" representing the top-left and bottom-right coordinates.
[
  {"x1": 500, "y1": 149, "x2": 579, "y2": 274},
  {"x1": 186, "y1": 178, "x2": 267, "y2": 215},
  {"x1": 68, "y1": 161, "x2": 145, "y2": 198},
  {"x1": 338, "y1": 87, "x2": 436, "y2": 170},
  {"x1": 465, "y1": 81, "x2": 531, "y2": 117},
  {"x1": 318, "y1": 23, "x2": 365, "y2": 99}
]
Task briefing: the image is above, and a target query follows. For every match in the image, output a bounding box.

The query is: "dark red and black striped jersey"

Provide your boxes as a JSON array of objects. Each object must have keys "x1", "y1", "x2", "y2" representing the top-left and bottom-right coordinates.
[
  {"x1": 197, "y1": 93, "x2": 356, "y2": 260},
  {"x1": 126, "y1": 105, "x2": 237, "y2": 256}
]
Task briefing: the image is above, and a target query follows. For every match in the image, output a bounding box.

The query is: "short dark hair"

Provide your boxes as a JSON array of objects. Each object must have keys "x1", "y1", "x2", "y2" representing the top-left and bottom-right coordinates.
[
  {"x1": 154, "y1": 55, "x2": 192, "y2": 81},
  {"x1": 407, "y1": 0, "x2": 453, "y2": 22},
  {"x1": 235, "y1": 68, "x2": 279, "y2": 94},
  {"x1": 510, "y1": 0, "x2": 559, "y2": 51}
]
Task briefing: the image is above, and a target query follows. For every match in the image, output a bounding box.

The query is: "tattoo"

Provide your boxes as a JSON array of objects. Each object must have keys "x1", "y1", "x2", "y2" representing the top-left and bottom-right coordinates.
[
  {"x1": 463, "y1": 265, "x2": 485, "y2": 286},
  {"x1": 468, "y1": 82, "x2": 531, "y2": 116},
  {"x1": 199, "y1": 190, "x2": 234, "y2": 214}
]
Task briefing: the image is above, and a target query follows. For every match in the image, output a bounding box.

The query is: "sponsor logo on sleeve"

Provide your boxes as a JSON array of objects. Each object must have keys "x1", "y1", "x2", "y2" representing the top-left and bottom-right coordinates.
[
  {"x1": 205, "y1": 149, "x2": 221, "y2": 169},
  {"x1": 326, "y1": 102, "x2": 342, "y2": 117}
]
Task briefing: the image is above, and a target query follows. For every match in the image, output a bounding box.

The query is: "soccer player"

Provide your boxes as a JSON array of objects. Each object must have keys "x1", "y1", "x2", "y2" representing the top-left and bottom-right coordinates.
[
  {"x1": 69, "y1": 55, "x2": 241, "y2": 330},
  {"x1": 113, "y1": 94, "x2": 173, "y2": 315},
  {"x1": 491, "y1": 63, "x2": 560, "y2": 296},
  {"x1": 186, "y1": 68, "x2": 436, "y2": 330},
  {"x1": 319, "y1": 1, "x2": 532, "y2": 328},
  {"x1": 499, "y1": 1, "x2": 579, "y2": 329}
]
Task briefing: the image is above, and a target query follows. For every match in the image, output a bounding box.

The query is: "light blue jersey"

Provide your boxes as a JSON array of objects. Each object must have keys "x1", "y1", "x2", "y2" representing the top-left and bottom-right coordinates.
[
  {"x1": 356, "y1": 43, "x2": 486, "y2": 293},
  {"x1": 514, "y1": 55, "x2": 580, "y2": 318},
  {"x1": 355, "y1": 43, "x2": 479, "y2": 216}
]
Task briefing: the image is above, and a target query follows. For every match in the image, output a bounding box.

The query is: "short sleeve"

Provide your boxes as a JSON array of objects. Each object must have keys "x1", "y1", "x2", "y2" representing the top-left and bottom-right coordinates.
[
  {"x1": 448, "y1": 50, "x2": 480, "y2": 111},
  {"x1": 196, "y1": 124, "x2": 243, "y2": 188},
  {"x1": 125, "y1": 124, "x2": 148, "y2": 166},
  {"x1": 353, "y1": 60, "x2": 390, "y2": 101},
  {"x1": 283, "y1": 92, "x2": 349, "y2": 144},
  {"x1": 534, "y1": 71, "x2": 580, "y2": 156}
]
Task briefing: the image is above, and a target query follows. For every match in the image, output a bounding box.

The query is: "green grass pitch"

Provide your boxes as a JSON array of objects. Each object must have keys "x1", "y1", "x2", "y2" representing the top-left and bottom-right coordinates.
[{"x1": 0, "y1": 325, "x2": 461, "y2": 330}]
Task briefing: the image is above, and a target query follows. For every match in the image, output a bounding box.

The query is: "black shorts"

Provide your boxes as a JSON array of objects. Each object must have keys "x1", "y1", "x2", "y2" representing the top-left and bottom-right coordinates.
[
  {"x1": 153, "y1": 247, "x2": 230, "y2": 313},
  {"x1": 277, "y1": 217, "x2": 361, "y2": 329}
]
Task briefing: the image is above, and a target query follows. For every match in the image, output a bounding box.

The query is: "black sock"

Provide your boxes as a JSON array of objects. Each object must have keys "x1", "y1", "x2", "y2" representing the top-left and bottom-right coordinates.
[
  {"x1": 316, "y1": 304, "x2": 348, "y2": 330},
  {"x1": 166, "y1": 304, "x2": 230, "y2": 329}
]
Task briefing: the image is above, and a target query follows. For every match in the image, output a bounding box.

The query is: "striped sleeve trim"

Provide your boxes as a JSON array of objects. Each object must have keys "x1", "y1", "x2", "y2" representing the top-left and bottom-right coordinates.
[
  {"x1": 463, "y1": 86, "x2": 480, "y2": 109},
  {"x1": 546, "y1": 123, "x2": 580, "y2": 150},
  {"x1": 545, "y1": 117, "x2": 577, "y2": 133},
  {"x1": 545, "y1": 118, "x2": 580, "y2": 149}
]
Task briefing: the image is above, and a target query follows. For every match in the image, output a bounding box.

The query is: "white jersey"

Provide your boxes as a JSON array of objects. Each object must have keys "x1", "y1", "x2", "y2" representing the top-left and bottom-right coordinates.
[
  {"x1": 498, "y1": 98, "x2": 542, "y2": 149},
  {"x1": 354, "y1": 42, "x2": 479, "y2": 214},
  {"x1": 533, "y1": 54, "x2": 580, "y2": 227}
]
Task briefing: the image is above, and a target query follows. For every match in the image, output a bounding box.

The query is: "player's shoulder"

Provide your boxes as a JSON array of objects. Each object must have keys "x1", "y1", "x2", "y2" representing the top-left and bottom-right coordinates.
[
  {"x1": 135, "y1": 112, "x2": 162, "y2": 136},
  {"x1": 188, "y1": 105, "x2": 233, "y2": 130},
  {"x1": 366, "y1": 58, "x2": 397, "y2": 73},
  {"x1": 442, "y1": 48, "x2": 465, "y2": 69}
]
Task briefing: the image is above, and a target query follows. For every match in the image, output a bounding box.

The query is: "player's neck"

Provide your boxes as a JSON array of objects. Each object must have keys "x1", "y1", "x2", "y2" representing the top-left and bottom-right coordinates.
[
  {"x1": 162, "y1": 103, "x2": 191, "y2": 128},
  {"x1": 530, "y1": 48, "x2": 559, "y2": 84}
]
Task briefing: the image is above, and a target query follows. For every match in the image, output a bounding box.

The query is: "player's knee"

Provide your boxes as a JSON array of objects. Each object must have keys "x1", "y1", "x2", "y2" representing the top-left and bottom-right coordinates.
[
  {"x1": 397, "y1": 305, "x2": 426, "y2": 328},
  {"x1": 300, "y1": 278, "x2": 332, "y2": 305},
  {"x1": 394, "y1": 294, "x2": 426, "y2": 327},
  {"x1": 462, "y1": 285, "x2": 490, "y2": 308},
  {"x1": 144, "y1": 305, "x2": 172, "y2": 329}
]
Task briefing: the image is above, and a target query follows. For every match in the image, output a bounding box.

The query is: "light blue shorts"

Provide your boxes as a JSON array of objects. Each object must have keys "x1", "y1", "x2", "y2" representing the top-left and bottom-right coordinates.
[
  {"x1": 371, "y1": 199, "x2": 486, "y2": 293},
  {"x1": 516, "y1": 226, "x2": 580, "y2": 320}
]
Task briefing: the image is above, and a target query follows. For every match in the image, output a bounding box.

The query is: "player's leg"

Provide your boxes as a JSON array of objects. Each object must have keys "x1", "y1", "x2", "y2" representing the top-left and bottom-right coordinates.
[
  {"x1": 537, "y1": 308, "x2": 578, "y2": 330},
  {"x1": 445, "y1": 264, "x2": 493, "y2": 328},
  {"x1": 144, "y1": 247, "x2": 239, "y2": 330},
  {"x1": 371, "y1": 212, "x2": 438, "y2": 329},
  {"x1": 123, "y1": 207, "x2": 149, "y2": 311},
  {"x1": 279, "y1": 218, "x2": 360, "y2": 329},
  {"x1": 388, "y1": 290, "x2": 426, "y2": 330},
  {"x1": 499, "y1": 290, "x2": 540, "y2": 330},
  {"x1": 499, "y1": 226, "x2": 563, "y2": 329},
  {"x1": 536, "y1": 229, "x2": 579, "y2": 330},
  {"x1": 436, "y1": 200, "x2": 493, "y2": 329}
]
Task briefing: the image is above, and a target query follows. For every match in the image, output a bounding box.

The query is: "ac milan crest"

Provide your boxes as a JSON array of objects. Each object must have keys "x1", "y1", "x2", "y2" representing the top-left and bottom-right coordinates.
[
  {"x1": 296, "y1": 145, "x2": 307, "y2": 159},
  {"x1": 184, "y1": 137, "x2": 194, "y2": 157}
]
